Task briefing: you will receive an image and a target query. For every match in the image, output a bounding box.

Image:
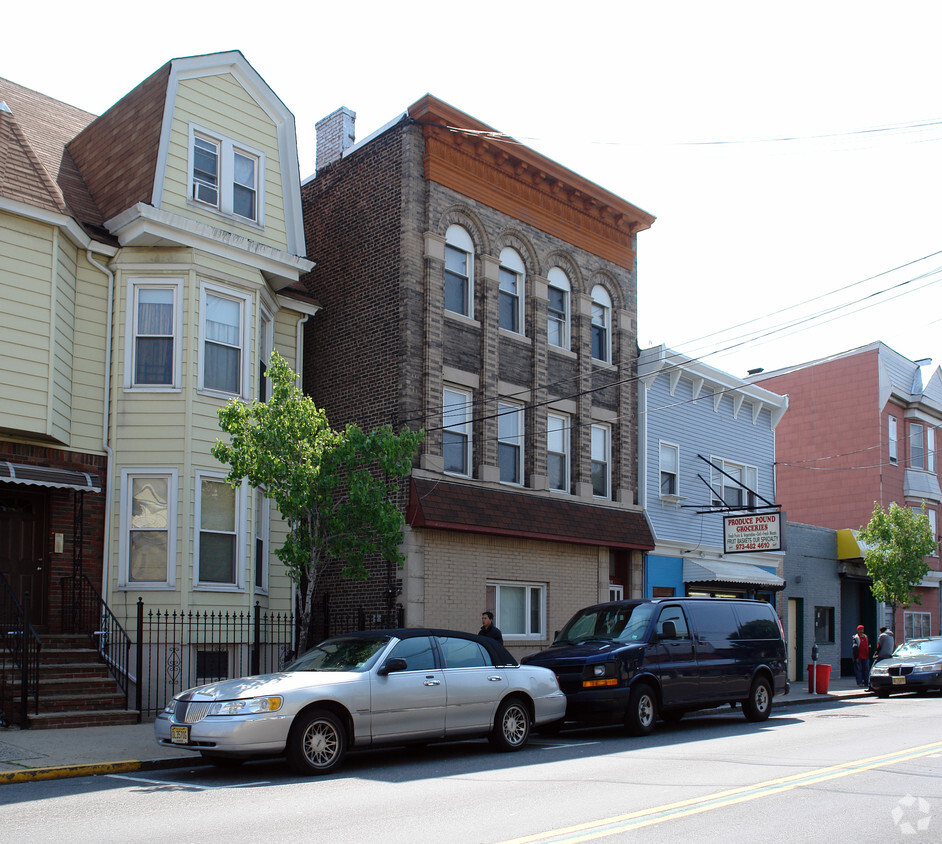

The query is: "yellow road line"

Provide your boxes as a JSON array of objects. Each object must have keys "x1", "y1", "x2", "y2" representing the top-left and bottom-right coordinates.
[{"x1": 501, "y1": 740, "x2": 942, "y2": 844}]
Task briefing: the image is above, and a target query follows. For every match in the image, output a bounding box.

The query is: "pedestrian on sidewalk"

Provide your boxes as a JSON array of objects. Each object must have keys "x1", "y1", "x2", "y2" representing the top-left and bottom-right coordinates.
[
  {"x1": 479, "y1": 611, "x2": 503, "y2": 644},
  {"x1": 873, "y1": 626, "x2": 895, "y2": 662},
  {"x1": 852, "y1": 624, "x2": 870, "y2": 687}
]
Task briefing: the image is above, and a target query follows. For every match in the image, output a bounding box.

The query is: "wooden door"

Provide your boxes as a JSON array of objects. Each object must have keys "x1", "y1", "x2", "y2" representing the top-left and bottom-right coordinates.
[{"x1": 0, "y1": 488, "x2": 47, "y2": 626}]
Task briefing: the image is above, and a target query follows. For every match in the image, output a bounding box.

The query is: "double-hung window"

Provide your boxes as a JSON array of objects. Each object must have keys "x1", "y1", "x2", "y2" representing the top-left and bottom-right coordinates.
[
  {"x1": 196, "y1": 474, "x2": 241, "y2": 588},
  {"x1": 546, "y1": 268, "x2": 570, "y2": 349},
  {"x1": 121, "y1": 470, "x2": 177, "y2": 587},
  {"x1": 929, "y1": 427, "x2": 936, "y2": 473},
  {"x1": 499, "y1": 248, "x2": 525, "y2": 334},
  {"x1": 443, "y1": 386, "x2": 472, "y2": 476},
  {"x1": 258, "y1": 308, "x2": 273, "y2": 402},
  {"x1": 711, "y1": 458, "x2": 758, "y2": 509},
  {"x1": 128, "y1": 280, "x2": 181, "y2": 388},
  {"x1": 547, "y1": 412, "x2": 570, "y2": 493},
  {"x1": 889, "y1": 415, "x2": 898, "y2": 464},
  {"x1": 910, "y1": 423, "x2": 925, "y2": 469},
  {"x1": 591, "y1": 285, "x2": 612, "y2": 363},
  {"x1": 444, "y1": 225, "x2": 474, "y2": 317},
  {"x1": 591, "y1": 423, "x2": 611, "y2": 498},
  {"x1": 904, "y1": 611, "x2": 931, "y2": 641},
  {"x1": 660, "y1": 442, "x2": 680, "y2": 497},
  {"x1": 497, "y1": 401, "x2": 524, "y2": 485},
  {"x1": 200, "y1": 286, "x2": 250, "y2": 397},
  {"x1": 255, "y1": 488, "x2": 269, "y2": 592},
  {"x1": 190, "y1": 126, "x2": 263, "y2": 224},
  {"x1": 486, "y1": 580, "x2": 545, "y2": 641}
]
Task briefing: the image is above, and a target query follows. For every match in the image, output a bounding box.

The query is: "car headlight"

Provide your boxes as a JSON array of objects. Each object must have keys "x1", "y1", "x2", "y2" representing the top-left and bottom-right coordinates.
[
  {"x1": 919, "y1": 662, "x2": 942, "y2": 673},
  {"x1": 583, "y1": 662, "x2": 617, "y2": 688},
  {"x1": 870, "y1": 664, "x2": 889, "y2": 676},
  {"x1": 163, "y1": 698, "x2": 178, "y2": 714},
  {"x1": 208, "y1": 696, "x2": 283, "y2": 716}
]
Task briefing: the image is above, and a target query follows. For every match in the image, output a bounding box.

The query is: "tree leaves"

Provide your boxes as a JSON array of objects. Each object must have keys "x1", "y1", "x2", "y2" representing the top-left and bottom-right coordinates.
[{"x1": 211, "y1": 351, "x2": 423, "y2": 651}]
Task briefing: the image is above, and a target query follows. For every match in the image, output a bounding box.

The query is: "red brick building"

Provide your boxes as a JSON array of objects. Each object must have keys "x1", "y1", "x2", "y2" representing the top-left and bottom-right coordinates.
[
  {"x1": 300, "y1": 97, "x2": 656, "y2": 658},
  {"x1": 753, "y1": 342, "x2": 942, "y2": 645}
]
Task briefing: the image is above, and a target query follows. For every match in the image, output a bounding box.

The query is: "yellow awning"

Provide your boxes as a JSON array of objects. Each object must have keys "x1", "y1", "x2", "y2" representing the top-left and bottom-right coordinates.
[{"x1": 836, "y1": 529, "x2": 874, "y2": 561}]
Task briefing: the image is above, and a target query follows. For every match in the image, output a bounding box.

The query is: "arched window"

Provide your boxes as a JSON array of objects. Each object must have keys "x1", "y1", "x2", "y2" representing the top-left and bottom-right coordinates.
[
  {"x1": 499, "y1": 248, "x2": 525, "y2": 335},
  {"x1": 546, "y1": 268, "x2": 570, "y2": 349},
  {"x1": 590, "y1": 285, "x2": 612, "y2": 363},
  {"x1": 444, "y1": 225, "x2": 474, "y2": 318}
]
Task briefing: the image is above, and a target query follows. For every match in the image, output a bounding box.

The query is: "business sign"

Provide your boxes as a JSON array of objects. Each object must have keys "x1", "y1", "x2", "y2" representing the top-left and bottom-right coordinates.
[{"x1": 723, "y1": 512, "x2": 784, "y2": 553}]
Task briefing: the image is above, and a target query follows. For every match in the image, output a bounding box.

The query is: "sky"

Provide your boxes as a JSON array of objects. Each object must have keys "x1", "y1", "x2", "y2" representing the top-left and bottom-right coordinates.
[{"x1": 6, "y1": 1, "x2": 942, "y2": 380}]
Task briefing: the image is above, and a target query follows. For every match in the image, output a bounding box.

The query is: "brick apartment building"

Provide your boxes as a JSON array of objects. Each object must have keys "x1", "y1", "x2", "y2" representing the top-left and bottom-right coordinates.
[
  {"x1": 753, "y1": 342, "x2": 942, "y2": 648},
  {"x1": 300, "y1": 97, "x2": 656, "y2": 658}
]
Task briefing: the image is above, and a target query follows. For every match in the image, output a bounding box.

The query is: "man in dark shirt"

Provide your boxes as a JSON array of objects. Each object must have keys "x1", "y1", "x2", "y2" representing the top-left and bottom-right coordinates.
[{"x1": 479, "y1": 611, "x2": 503, "y2": 644}]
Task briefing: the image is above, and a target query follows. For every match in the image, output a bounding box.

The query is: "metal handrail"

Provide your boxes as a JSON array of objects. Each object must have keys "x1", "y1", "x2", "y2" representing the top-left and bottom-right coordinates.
[
  {"x1": 0, "y1": 571, "x2": 42, "y2": 724},
  {"x1": 61, "y1": 574, "x2": 131, "y2": 705}
]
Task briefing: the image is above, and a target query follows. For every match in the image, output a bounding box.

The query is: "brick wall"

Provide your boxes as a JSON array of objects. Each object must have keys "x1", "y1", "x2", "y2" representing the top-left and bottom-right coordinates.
[{"x1": 0, "y1": 440, "x2": 106, "y2": 632}]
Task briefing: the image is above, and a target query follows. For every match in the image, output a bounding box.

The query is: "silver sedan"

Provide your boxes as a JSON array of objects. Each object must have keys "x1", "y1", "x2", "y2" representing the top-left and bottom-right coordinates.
[{"x1": 155, "y1": 628, "x2": 566, "y2": 775}]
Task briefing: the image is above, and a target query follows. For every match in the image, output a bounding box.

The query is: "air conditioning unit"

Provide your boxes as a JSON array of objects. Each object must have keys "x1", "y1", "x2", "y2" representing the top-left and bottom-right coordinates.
[{"x1": 193, "y1": 182, "x2": 218, "y2": 206}]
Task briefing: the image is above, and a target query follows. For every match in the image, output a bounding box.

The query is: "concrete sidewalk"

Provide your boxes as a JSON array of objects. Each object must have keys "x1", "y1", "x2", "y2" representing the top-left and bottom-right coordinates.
[{"x1": 0, "y1": 673, "x2": 870, "y2": 784}]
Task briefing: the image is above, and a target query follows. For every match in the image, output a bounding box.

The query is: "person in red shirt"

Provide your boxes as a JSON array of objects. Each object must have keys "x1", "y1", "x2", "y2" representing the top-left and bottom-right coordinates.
[{"x1": 853, "y1": 624, "x2": 870, "y2": 687}]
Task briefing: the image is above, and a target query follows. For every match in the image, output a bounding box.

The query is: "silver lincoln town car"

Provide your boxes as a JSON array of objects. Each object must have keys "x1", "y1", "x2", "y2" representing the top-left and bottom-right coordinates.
[{"x1": 155, "y1": 628, "x2": 566, "y2": 774}]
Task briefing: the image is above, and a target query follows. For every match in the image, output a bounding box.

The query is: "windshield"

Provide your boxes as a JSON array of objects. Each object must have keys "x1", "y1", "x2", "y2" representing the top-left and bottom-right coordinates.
[
  {"x1": 894, "y1": 639, "x2": 942, "y2": 658},
  {"x1": 285, "y1": 634, "x2": 392, "y2": 672},
  {"x1": 555, "y1": 603, "x2": 655, "y2": 645}
]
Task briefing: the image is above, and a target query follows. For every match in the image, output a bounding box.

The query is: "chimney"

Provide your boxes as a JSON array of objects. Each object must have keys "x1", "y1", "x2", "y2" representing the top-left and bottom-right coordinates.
[{"x1": 315, "y1": 107, "x2": 356, "y2": 172}]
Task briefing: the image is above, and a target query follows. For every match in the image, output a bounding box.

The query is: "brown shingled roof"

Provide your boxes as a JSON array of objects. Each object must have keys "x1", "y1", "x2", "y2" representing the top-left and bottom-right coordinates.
[
  {"x1": 0, "y1": 108, "x2": 64, "y2": 213},
  {"x1": 67, "y1": 63, "x2": 170, "y2": 224},
  {"x1": 407, "y1": 477, "x2": 654, "y2": 550},
  {"x1": 0, "y1": 76, "x2": 102, "y2": 229}
]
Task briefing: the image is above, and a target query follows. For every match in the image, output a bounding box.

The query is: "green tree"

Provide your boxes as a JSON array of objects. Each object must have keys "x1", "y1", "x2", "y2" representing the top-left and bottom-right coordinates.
[
  {"x1": 212, "y1": 351, "x2": 423, "y2": 654},
  {"x1": 857, "y1": 502, "x2": 937, "y2": 638}
]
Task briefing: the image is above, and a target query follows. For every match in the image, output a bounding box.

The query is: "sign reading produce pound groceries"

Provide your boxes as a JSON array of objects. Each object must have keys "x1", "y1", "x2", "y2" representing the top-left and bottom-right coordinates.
[{"x1": 723, "y1": 512, "x2": 784, "y2": 553}]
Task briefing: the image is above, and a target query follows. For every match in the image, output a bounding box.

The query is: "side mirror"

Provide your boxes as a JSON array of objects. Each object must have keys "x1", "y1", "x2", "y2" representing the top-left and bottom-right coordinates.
[{"x1": 377, "y1": 657, "x2": 408, "y2": 676}]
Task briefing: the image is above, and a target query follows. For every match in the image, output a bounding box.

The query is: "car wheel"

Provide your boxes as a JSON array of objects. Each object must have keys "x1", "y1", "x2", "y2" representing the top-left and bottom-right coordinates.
[
  {"x1": 489, "y1": 697, "x2": 531, "y2": 751},
  {"x1": 874, "y1": 688, "x2": 891, "y2": 698},
  {"x1": 742, "y1": 676, "x2": 773, "y2": 722},
  {"x1": 625, "y1": 682, "x2": 657, "y2": 736},
  {"x1": 199, "y1": 751, "x2": 245, "y2": 767},
  {"x1": 287, "y1": 708, "x2": 347, "y2": 775}
]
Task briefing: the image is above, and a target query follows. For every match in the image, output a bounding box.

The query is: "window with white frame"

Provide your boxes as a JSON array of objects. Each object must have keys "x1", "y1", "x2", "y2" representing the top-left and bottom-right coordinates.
[
  {"x1": 904, "y1": 610, "x2": 931, "y2": 641},
  {"x1": 929, "y1": 426, "x2": 936, "y2": 473},
  {"x1": 122, "y1": 470, "x2": 176, "y2": 586},
  {"x1": 591, "y1": 423, "x2": 611, "y2": 498},
  {"x1": 497, "y1": 401, "x2": 524, "y2": 485},
  {"x1": 499, "y1": 248, "x2": 525, "y2": 334},
  {"x1": 546, "y1": 267, "x2": 570, "y2": 349},
  {"x1": 486, "y1": 580, "x2": 545, "y2": 640},
  {"x1": 200, "y1": 285, "x2": 250, "y2": 396},
  {"x1": 258, "y1": 308, "x2": 273, "y2": 402},
  {"x1": 255, "y1": 488, "x2": 269, "y2": 591},
  {"x1": 196, "y1": 474, "x2": 240, "y2": 587},
  {"x1": 889, "y1": 415, "x2": 898, "y2": 465},
  {"x1": 929, "y1": 508, "x2": 938, "y2": 557},
  {"x1": 190, "y1": 127, "x2": 263, "y2": 224},
  {"x1": 443, "y1": 386, "x2": 472, "y2": 476},
  {"x1": 547, "y1": 412, "x2": 570, "y2": 493},
  {"x1": 444, "y1": 225, "x2": 474, "y2": 318},
  {"x1": 591, "y1": 285, "x2": 612, "y2": 363},
  {"x1": 128, "y1": 280, "x2": 181, "y2": 388},
  {"x1": 910, "y1": 423, "x2": 925, "y2": 469},
  {"x1": 711, "y1": 458, "x2": 758, "y2": 509},
  {"x1": 660, "y1": 441, "x2": 680, "y2": 497}
]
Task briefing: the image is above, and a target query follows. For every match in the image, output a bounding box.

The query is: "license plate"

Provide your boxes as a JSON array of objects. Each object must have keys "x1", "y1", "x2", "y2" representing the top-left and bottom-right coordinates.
[
  {"x1": 892, "y1": 676, "x2": 906, "y2": 685},
  {"x1": 170, "y1": 725, "x2": 190, "y2": 744}
]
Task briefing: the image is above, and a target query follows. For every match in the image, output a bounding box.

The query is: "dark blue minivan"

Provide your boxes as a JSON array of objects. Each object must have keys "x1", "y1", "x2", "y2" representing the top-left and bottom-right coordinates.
[{"x1": 521, "y1": 598, "x2": 789, "y2": 735}]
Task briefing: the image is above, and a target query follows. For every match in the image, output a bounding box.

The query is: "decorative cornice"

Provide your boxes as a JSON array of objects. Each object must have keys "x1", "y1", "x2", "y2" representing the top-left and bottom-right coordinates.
[{"x1": 409, "y1": 96, "x2": 655, "y2": 271}]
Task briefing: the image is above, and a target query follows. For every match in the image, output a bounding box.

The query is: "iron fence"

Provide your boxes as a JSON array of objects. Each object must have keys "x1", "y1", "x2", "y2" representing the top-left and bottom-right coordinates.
[
  {"x1": 0, "y1": 572, "x2": 42, "y2": 726},
  {"x1": 135, "y1": 598, "x2": 404, "y2": 717}
]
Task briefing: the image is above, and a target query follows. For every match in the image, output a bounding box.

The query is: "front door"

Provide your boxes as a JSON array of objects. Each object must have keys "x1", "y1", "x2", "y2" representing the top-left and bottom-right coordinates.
[{"x1": 0, "y1": 488, "x2": 47, "y2": 626}]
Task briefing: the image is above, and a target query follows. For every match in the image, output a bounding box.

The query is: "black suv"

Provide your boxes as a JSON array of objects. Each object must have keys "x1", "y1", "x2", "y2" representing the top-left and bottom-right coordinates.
[{"x1": 521, "y1": 598, "x2": 789, "y2": 735}]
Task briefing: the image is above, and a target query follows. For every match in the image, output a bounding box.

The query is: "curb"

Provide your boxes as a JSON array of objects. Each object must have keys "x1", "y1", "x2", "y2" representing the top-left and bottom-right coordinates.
[{"x1": 0, "y1": 755, "x2": 208, "y2": 785}]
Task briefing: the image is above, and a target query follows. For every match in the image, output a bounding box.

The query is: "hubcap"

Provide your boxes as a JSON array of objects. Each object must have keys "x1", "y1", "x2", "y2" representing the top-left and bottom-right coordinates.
[
  {"x1": 639, "y1": 694, "x2": 654, "y2": 726},
  {"x1": 503, "y1": 706, "x2": 527, "y2": 745},
  {"x1": 304, "y1": 720, "x2": 339, "y2": 767},
  {"x1": 755, "y1": 685, "x2": 769, "y2": 712}
]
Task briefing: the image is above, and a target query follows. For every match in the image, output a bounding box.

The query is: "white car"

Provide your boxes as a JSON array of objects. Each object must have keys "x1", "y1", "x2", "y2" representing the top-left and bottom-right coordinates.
[{"x1": 155, "y1": 628, "x2": 566, "y2": 774}]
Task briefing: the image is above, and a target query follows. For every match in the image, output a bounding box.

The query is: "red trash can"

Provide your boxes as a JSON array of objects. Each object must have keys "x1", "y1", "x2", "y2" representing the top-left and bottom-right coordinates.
[{"x1": 806, "y1": 663, "x2": 831, "y2": 693}]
